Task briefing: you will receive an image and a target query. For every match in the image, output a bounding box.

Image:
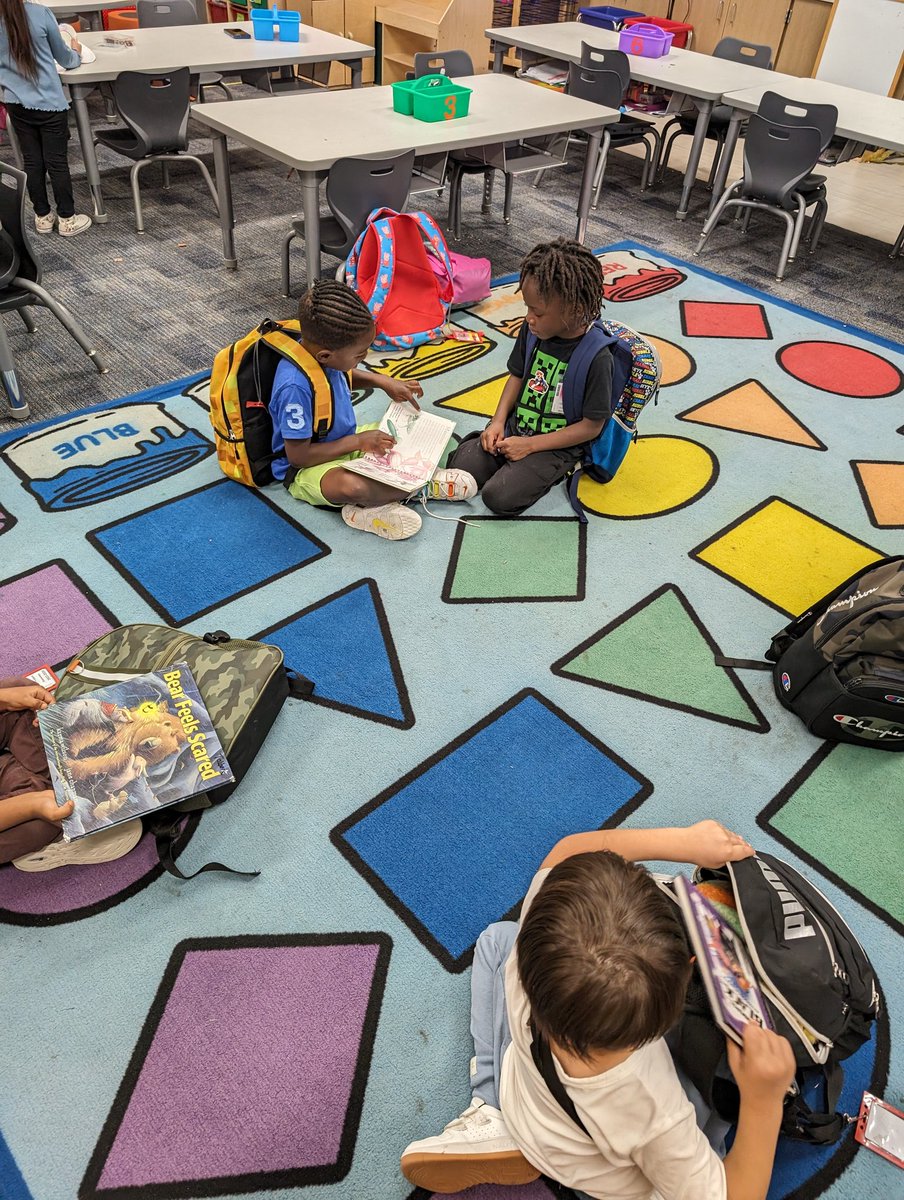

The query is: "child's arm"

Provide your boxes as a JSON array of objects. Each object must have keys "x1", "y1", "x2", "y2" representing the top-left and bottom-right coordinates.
[
  {"x1": 352, "y1": 370, "x2": 423, "y2": 409},
  {"x1": 0, "y1": 791, "x2": 74, "y2": 831},
  {"x1": 0, "y1": 685, "x2": 54, "y2": 713},
  {"x1": 481, "y1": 375, "x2": 522, "y2": 453},
  {"x1": 45, "y1": 13, "x2": 82, "y2": 70},
  {"x1": 498, "y1": 416, "x2": 605, "y2": 461},
  {"x1": 285, "y1": 430, "x2": 394, "y2": 470},
  {"x1": 541, "y1": 821, "x2": 753, "y2": 871},
  {"x1": 722, "y1": 1024, "x2": 796, "y2": 1200}
]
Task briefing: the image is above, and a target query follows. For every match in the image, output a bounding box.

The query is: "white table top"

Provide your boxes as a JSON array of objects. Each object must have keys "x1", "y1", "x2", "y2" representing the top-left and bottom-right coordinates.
[
  {"x1": 59, "y1": 22, "x2": 373, "y2": 84},
  {"x1": 487, "y1": 21, "x2": 773, "y2": 101},
  {"x1": 190, "y1": 71, "x2": 620, "y2": 171},
  {"x1": 39, "y1": 0, "x2": 128, "y2": 12},
  {"x1": 721, "y1": 76, "x2": 904, "y2": 154}
]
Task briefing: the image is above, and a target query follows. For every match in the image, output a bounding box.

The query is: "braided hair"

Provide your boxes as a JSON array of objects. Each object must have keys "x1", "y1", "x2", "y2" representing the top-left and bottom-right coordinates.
[
  {"x1": 519, "y1": 239, "x2": 604, "y2": 327},
  {"x1": 297, "y1": 280, "x2": 375, "y2": 350}
]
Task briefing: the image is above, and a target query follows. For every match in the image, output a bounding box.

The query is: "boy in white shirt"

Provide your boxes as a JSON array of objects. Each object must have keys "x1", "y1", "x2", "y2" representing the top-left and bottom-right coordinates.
[{"x1": 401, "y1": 820, "x2": 796, "y2": 1200}]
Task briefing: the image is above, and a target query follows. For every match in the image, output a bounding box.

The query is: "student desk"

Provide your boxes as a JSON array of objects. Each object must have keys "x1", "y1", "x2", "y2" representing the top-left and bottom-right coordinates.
[
  {"x1": 190, "y1": 72, "x2": 621, "y2": 278},
  {"x1": 486, "y1": 21, "x2": 773, "y2": 220},
  {"x1": 59, "y1": 24, "x2": 374, "y2": 223},
  {"x1": 38, "y1": 0, "x2": 130, "y2": 32}
]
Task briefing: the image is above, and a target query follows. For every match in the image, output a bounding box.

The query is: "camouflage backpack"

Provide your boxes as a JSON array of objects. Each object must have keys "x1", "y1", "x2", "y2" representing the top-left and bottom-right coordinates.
[{"x1": 56, "y1": 624, "x2": 312, "y2": 876}]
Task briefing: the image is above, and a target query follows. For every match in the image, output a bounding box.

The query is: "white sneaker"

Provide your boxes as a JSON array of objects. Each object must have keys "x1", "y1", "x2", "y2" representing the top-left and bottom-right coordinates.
[
  {"x1": 341, "y1": 502, "x2": 422, "y2": 540},
  {"x1": 421, "y1": 468, "x2": 479, "y2": 502},
  {"x1": 400, "y1": 1098, "x2": 540, "y2": 1194},
  {"x1": 11, "y1": 818, "x2": 142, "y2": 872},
  {"x1": 34, "y1": 212, "x2": 56, "y2": 234},
  {"x1": 58, "y1": 213, "x2": 92, "y2": 237}
]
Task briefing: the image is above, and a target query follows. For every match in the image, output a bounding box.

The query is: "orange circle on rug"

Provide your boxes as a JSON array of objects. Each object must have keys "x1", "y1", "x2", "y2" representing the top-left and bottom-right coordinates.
[
  {"x1": 777, "y1": 341, "x2": 903, "y2": 398},
  {"x1": 643, "y1": 335, "x2": 695, "y2": 387},
  {"x1": 578, "y1": 435, "x2": 718, "y2": 519}
]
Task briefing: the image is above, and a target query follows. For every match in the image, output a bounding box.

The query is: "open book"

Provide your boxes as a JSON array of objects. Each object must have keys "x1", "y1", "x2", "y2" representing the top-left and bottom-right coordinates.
[{"x1": 343, "y1": 402, "x2": 455, "y2": 493}]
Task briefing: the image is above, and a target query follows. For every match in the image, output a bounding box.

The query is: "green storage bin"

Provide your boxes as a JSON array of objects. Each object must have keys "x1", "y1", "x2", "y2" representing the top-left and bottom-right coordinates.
[
  {"x1": 391, "y1": 74, "x2": 471, "y2": 122},
  {"x1": 390, "y1": 77, "x2": 419, "y2": 116}
]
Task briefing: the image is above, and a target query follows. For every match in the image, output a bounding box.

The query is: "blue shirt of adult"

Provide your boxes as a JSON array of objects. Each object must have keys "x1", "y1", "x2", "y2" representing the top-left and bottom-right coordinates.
[
  {"x1": 269, "y1": 357, "x2": 358, "y2": 481},
  {"x1": 0, "y1": 3, "x2": 79, "y2": 111}
]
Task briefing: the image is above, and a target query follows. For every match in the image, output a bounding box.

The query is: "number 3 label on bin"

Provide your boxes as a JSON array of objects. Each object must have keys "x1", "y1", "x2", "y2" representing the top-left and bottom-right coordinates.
[{"x1": 444, "y1": 95, "x2": 457, "y2": 120}]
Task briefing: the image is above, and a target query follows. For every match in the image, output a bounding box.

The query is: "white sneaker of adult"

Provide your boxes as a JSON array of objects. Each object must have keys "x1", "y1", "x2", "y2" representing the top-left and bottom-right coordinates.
[
  {"x1": 400, "y1": 1097, "x2": 540, "y2": 1194},
  {"x1": 420, "y1": 468, "x2": 479, "y2": 502},
  {"x1": 11, "y1": 818, "x2": 143, "y2": 872},
  {"x1": 341, "y1": 502, "x2": 422, "y2": 540},
  {"x1": 58, "y1": 214, "x2": 92, "y2": 238}
]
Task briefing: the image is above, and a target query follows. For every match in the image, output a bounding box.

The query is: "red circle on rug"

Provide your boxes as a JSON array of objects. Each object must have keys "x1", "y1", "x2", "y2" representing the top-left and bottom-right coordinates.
[{"x1": 777, "y1": 341, "x2": 903, "y2": 398}]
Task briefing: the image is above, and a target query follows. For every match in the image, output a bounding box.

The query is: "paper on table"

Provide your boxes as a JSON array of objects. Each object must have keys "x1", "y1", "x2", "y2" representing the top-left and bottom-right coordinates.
[{"x1": 343, "y1": 402, "x2": 455, "y2": 493}]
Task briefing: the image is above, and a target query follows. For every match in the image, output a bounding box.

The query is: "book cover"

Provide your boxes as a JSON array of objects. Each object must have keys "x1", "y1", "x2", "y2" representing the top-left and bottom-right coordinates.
[
  {"x1": 342, "y1": 402, "x2": 455, "y2": 492},
  {"x1": 674, "y1": 875, "x2": 774, "y2": 1045},
  {"x1": 37, "y1": 663, "x2": 233, "y2": 841}
]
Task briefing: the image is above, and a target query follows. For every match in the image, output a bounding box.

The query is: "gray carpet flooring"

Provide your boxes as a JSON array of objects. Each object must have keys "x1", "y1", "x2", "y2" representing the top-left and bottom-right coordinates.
[{"x1": 1, "y1": 86, "x2": 901, "y2": 433}]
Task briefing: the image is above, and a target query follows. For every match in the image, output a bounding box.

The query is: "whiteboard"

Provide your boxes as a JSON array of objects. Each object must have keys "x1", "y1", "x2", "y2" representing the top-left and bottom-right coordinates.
[{"x1": 816, "y1": 0, "x2": 904, "y2": 95}]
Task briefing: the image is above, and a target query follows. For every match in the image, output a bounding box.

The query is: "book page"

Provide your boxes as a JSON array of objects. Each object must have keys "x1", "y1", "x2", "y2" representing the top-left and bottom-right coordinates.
[{"x1": 343, "y1": 402, "x2": 455, "y2": 492}]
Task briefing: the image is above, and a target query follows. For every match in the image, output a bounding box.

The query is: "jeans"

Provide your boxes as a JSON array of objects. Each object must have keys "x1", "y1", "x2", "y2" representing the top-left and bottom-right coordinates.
[
  {"x1": 5, "y1": 105, "x2": 75, "y2": 218},
  {"x1": 449, "y1": 435, "x2": 581, "y2": 516}
]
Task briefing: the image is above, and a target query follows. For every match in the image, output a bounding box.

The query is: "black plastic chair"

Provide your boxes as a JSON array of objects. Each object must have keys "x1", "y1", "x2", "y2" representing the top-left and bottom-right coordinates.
[
  {"x1": 136, "y1": 0, "x2": 231, "y2": 102},
  {"x1": 695, "y1": 108, "x2": 833, "y2": 281},
  {"x1": 94, "y1": 68, "x2": 219, "y2": 234},
  {"x1": 656, "y1": 37, "x2": 774, "y2": 188},
  {"x1": 281, "y1": 150, "x2": 414, "y2": 297},
  {"x1": 0, "y1": 166, "x2": 106, "y2": 420}
]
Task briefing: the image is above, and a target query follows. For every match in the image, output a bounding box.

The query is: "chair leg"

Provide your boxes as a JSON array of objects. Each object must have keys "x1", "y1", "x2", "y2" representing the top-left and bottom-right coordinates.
[
  {"x1": 706, "y1": 132, "x2": 726, "y2": 189},
  {"x1": 741, "y1": 207, "x2": 752, "y2": 233},
  {"x1": 161, "y1": 160, "x2": 170, "y2": 191},
  {"x1": 447, "y1": 163, "x2": 463, "y2": 241},
  {"x1": 11, "y1": 277, "x2": 108, "y2": 375},
  {"x1": 182, "y1": 155, "x2": 221, "y2": 217},
  {"x1": 130, "y1": 159, "x2": 148, "y2": 234},
  {"x1": 694, "y1": 183, "x2": 741, "y2": 255},
  {"x1": 18, "y1": 306, "x2": 36, "y2": 334},
  {"x1": 891, "y1": 221, "x2": 904, "y2": 260},
  {"x1": 503, "y1": 172, "x2": 514, "y2": 223},
  {"x1": 480, "y1": 169, "x2": 494, "y2": 215},
  {"x1": 656, "y1": 126, "x2": 682, "y2": 185},
  {"x1": 776, "y1": 210, "x2": 797, "y2": 281},
  {"x1": 808, "y1": 199, "x2": 829, "y2": 254},
  {"x1": 203, "y1": 80, "x2": 232, "y2": 102},
  {"x1": 788, "y1": 197, "x2": 808, "y2": 263},
  {"x1": 591, "y1": 131, "x2": 612, "y2": 209},
  {"x1": 281, "y1": 230, "x2": 296, "y2": 297},
  {"x1": 0, "y1": 316, "x2": 27, "y2": 420}
]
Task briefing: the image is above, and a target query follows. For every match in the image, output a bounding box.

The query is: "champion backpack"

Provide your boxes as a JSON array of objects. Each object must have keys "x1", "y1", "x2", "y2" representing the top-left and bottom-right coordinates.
[
  {"x1": 523, "y1": 318, "x2": 661, "y2": 521},
  {"x1": 209, "y1": 318, "x2": 348, "y2": 487},
  {"x1": 345, "y1": 206, "x2": 454, "y2": 350},
  {"x1": 56, "y1": 624, "x2": 313, "y2": 878},
  {"x1": 719, "y1": 556, "x2": 904, "y2": 750}
]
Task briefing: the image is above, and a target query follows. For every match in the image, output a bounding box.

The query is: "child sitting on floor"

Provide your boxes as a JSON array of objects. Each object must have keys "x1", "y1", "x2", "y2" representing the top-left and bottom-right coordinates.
[
  {"x1": 448, "y1": 238, "x2": 613, "y2": 515},
  {"x1": 401, "y1": 820, "x2": 796, "y2": 1200},
  {"x1": 271, "y1": 280, "x2": 477, "y2": 541}
]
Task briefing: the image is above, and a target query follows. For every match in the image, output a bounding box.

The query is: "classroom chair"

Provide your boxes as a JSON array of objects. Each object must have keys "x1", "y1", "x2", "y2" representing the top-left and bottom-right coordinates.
[
  {"x1": 94, "y1": 69, "x2": 220, "y2": 234},
  {"x1": 0, "y1": 166, "x2": 107, "y2": 421},
  {"x1": 655, "y1": 37, "x2": 774, "y2": 188},
  {"x1": 136, "y1": 0, "x2": 232, "y2": 102},
  {"x1": 280, "y1": 150, "x2": 415, "y2": 297}
]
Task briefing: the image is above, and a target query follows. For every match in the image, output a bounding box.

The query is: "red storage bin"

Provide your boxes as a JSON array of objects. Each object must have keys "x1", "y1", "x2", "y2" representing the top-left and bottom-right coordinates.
[{"x1": 623, "y1": 15, "x2": 693, "y2": 50}]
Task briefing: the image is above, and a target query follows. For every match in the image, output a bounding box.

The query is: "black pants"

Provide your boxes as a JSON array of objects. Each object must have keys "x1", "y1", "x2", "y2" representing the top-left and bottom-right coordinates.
[
  {"x1": 5, "y1": 105, "x2": 74, "y2": 219},
  {"x1": 449, "y1": 433, "x2": 582, "y2": 516}
]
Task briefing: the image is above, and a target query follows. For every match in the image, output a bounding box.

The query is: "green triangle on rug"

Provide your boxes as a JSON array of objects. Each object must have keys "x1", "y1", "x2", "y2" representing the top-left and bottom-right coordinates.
[{"x1": 552, "y1": 584, "x2": 769, "y2": 732}]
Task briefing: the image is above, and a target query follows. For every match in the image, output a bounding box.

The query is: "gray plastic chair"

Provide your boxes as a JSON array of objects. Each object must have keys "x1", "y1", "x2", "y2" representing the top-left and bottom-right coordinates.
[
  {"x1": 695, "y1": 110, "x2": 832, "y2": 281},
  {"x1": 656, "y1": 37, "x2": 774, "y2": 187},
  {"x1": 94, "y1": 68, "x2": 220, "y2": 234},
  {"x1": 281, "y1": 150, "x2": 415, "y2": 297},
  {"x1": 136, "y1": 0, "x2": 231, "y2": 102},
  {"x1": 0, "y1": 166, "x2": 107, "y2": 421}
]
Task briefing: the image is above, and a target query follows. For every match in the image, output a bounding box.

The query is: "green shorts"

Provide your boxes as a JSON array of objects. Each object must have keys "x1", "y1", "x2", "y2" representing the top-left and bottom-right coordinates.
[{"x1": 286, "y1": 422, "x2": 378, "y2": 508}]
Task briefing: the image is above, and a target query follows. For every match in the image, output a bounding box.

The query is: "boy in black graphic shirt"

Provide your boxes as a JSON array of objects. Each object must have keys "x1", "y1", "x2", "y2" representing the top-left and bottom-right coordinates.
[{"x1": 449, "y1": 239, "x2": 613, "y2": 514}]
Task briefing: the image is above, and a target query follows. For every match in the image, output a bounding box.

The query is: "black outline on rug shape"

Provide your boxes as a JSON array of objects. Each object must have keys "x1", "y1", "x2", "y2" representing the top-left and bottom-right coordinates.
[
  {"x1": 758, "y1": 742, "x2": 904, "y2": 938},
  {"x1": 253, "y1": 578, "x2": 415, "y2": 730},
  {"x1": 579, "y1": 434, "x2": 720, "y2": 522},
  {"x1": 850, "y1": 460, "x2": 904, "y2": 530},
  {"x1": 367, "y1": 332, "x2": 497, "y2": 382},
  {"x1": 551, "y1": 583, "x2": 770, "y2": 734},
  {"x1": 79, "y1": 931, "x2": 393, "y2": 1200},
  {"x1": 331, "y1": 688, "x2": 653, "y2": 974},
  {"x1": 688, "y1": 497, "x2": 886, "y2": 619},
  {"x1": 0, "y1": 501, "x2": 17, "y2": 536},
  {"x1": 86, "y1": 479, "x2": 331, "y2": 626},
  {"x1": 679, "y1": 299, "x2": 773, "y2": 341},
  {"x1": 0, "y1": 557, "x2": 119, "y2": 671},
  {"x1": 0, "y1": 816, "x2": 200, "y2": 928},
  {"x1": 676, "y1": 380, "x2": 827, "y2": 452},
  {"x1": 776, "y1": 340, "x2": 904, "y2": 399},
  {"x1": 641, "y1": 332, "x2": 696, "y2": 388},
  {"x1": 435, "y1": 371, "x2": 509, "y2": 418},
  {"x1": 407, "y1": 1179, "x2": 562, "y2": 1200},
  {"x1": 441, "y1": 517, "x2": 587, "y2": 605}
]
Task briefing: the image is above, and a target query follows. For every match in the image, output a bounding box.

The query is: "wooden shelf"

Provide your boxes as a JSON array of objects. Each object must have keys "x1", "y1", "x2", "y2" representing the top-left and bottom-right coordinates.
[{"x1": 377, "y1": 0, "x2": 493, "y2": 85}]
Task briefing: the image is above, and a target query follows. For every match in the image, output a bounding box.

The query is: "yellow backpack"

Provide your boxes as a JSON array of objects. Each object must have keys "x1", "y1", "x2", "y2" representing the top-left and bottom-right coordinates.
[{"x1": 209, "y1": 318, "x2": 349, "y2": 487}]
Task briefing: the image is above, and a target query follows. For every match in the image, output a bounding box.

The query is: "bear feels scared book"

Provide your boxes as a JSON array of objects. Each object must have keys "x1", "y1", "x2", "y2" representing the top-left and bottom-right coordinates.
[{"x1": 37, "y1": 663, "x2": 233, "y2": 841}]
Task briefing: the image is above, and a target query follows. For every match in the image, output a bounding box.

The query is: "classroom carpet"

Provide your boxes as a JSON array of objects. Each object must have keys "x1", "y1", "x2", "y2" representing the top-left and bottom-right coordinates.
[{"x1": 0, "y1": 242, "x2": 901, "y2": 1200}]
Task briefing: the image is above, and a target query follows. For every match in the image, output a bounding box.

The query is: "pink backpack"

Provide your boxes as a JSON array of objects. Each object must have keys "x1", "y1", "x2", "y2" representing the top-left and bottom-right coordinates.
[{"x1": 432, "y1": 250, "x2": 491, "y2": 306}]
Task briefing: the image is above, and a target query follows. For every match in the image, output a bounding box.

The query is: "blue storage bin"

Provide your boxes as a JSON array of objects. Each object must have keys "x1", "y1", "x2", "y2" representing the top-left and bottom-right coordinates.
[
  {"x1": 578, "y1": 6, "x2": 645, "y2": 31},
  {"x1": 250, "y1": 7, "x2": 300, "y2": 41}
]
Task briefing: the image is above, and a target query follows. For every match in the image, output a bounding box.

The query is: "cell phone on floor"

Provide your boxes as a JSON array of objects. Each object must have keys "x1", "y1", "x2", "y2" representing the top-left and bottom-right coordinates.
[{"x1": 224, "y1": 26, "x2": 251, "y2": 38}]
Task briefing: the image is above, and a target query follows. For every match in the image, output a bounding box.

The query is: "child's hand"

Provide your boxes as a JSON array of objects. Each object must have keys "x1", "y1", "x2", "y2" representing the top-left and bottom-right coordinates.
[
  {"x1": 684, "y1": 819, "x2": 753, "y2": 869},
  {"x1": 358, "y1": 429, "x2": 395, "y2": 455},
  {"x1": 31, "y1": 791, "x2": 74, "y2": 824},
  {"x1": 481, "y1": 421, "x2": 505, "y2": 453},
  {"x1": 381, "y1": 377, "x2": 422, "y2": 410},
  {"x1": 498, "y1": 436, "x2": 534, "y2": 462},
  {"x1": 727, "y1": 1023, "x2": 796, "y2": 1109},
  {"x1": 0, "y1": 685, "x2": 55, "y2": 713}
]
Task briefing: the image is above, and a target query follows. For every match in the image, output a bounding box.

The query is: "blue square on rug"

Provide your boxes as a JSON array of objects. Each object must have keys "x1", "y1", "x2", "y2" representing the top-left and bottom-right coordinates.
[
  {"x1": 87, "y1": 480, "x2": 330, "y2": 624},
  {"x1": 332, "y1": 688, "x2": 652, "y2": 972}
]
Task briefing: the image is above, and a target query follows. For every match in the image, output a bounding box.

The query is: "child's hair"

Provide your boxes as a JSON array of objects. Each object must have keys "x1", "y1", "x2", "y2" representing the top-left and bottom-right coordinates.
[
  {"x1": 520, "y1": 238, "x2": 604, "y2": 327},
  {"x1": 0, "y1": 0, "x2": 38, "y2": 81},
  {"x1": 297, "y1": 280, "x2": 375, "y2": 351},
  {"x1": 517, "y1": 851, "x2": 691, "y2": 1058}
]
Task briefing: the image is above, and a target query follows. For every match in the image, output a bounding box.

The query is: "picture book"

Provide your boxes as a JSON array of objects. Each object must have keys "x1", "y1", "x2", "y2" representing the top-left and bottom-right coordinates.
[
  {"x1": 674, "y1": 875, "x2": 774, "y2": 1046},
  {"x1": 37, "y1": 663, "x2": 233, "y2": 841},
  {"x1": 342, "y1": 402, "x2": 455, "y2": 493}
]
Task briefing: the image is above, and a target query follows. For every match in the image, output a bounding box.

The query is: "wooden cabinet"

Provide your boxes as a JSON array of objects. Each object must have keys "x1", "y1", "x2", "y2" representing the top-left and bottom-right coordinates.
[
  {"x1": 774, "y1": 0, "x2": 831, "y2": 77},
  {"x1": 683, "y1": 0, "x2": 790, "y2": 60},
  {"x1": 377, "y1": 0, "x2": 493, "y2": 84},
  {"x1": 285, "y1": 0, "x2": 376, "y2": 84}
]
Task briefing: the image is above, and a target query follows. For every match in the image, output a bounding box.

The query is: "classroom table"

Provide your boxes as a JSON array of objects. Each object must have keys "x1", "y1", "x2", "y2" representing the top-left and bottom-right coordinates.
[
  {"x1": 711, "y1": 75, "x2": 904, "y2": 253},
  {"x1": 190, "y1": 72, "x2": 621, "y2": 278},
  {"x1": 486, "y1": 21, "x2": 773, "y2": 220},
  {"x1": 59, "y1": 23, "x2": 374, "y2": 223},
  {"x1": 38, "y1": 0, "x2": 128, "y2": 32}
]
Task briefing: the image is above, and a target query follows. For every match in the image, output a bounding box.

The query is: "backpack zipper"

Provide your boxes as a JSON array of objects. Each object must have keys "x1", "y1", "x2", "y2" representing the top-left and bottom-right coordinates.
[{"x1": 67, "y1": 633, "x2": 203, "y2": 685}]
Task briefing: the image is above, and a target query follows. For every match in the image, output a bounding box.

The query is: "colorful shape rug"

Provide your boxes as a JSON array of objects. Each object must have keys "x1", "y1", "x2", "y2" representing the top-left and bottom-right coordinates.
[{"x1": 1, "y1": 242, "x2": 902, "y2": 1200}]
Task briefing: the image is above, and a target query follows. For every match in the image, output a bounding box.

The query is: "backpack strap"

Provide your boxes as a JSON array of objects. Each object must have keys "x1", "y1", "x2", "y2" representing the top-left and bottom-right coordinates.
[
  {"x1": 260, "y1": 322, "x2": 343, "y2": 440},
  {"x1": 410, "y1": 210, "x2": 454, "y2": 303},
  {"x1": 528, "y1": 1019, "x2": 591, "y2": 1138}
]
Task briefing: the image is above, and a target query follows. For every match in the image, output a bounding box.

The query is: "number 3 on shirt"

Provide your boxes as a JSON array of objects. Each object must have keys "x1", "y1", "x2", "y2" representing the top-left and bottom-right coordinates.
[{"x1": 283, "y1": 402, "x2": 308, "y2": 432}]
